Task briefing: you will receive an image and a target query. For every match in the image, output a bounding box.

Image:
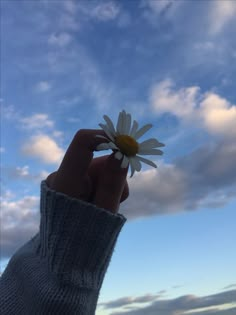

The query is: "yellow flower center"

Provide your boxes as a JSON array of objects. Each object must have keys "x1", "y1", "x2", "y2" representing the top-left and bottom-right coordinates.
[{"x1": 115, "y1": 135, "x2": 139, "y2": 157}]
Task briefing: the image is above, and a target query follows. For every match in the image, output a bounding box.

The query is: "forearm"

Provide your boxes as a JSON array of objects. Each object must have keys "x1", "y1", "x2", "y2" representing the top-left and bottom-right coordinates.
[{"x1": 0, "y1": 181, "x2": 126, "y2": 315}]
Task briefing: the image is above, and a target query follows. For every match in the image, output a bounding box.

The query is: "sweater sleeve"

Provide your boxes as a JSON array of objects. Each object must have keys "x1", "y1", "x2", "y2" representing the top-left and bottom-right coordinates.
[{"x1": 0, "y1": 181, "x2": 126, "y2": 315}]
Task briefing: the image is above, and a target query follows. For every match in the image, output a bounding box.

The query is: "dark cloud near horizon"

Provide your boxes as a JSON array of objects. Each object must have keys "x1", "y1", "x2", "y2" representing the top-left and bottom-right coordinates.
[
  {"x1": 102, "y1": 289, "x2": 236, "y2": 315},
  {"x1": 100, "y1": 293, "x2": 161, "y2": 309}
]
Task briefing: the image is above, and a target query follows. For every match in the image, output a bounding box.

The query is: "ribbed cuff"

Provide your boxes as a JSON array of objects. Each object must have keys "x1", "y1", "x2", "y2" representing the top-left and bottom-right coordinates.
[{"x1": 38, "y1": 181, "x2": 126, "y2": 289}]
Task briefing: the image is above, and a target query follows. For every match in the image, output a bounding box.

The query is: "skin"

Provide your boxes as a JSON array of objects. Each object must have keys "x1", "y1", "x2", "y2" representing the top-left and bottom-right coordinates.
[{"x1": 46, "y1": 129, "x2": 129, "y2": 214}]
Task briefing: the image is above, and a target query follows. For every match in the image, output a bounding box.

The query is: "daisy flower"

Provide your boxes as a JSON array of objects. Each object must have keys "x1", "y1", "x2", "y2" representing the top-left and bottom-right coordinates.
[{"x1": 96, "y1": 110, "x2": 165, "y2": 177}]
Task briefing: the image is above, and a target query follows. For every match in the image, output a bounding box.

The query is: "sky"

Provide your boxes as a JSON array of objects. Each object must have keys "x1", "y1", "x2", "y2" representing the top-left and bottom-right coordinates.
[{"x1": 0, "y1": 0, "x2": 236, "y2": 314}]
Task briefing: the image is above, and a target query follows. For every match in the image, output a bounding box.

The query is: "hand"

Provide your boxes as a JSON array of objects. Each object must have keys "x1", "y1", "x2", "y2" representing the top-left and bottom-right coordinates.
[{"x1": 46, "y1": 129, "x2": 129, "y2": 213}]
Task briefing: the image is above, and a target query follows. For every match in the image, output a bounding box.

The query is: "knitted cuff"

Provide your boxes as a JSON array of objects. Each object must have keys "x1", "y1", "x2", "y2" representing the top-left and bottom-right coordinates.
[{"x1": 38, "y1": 181, "x2": 126, "y2": 289}]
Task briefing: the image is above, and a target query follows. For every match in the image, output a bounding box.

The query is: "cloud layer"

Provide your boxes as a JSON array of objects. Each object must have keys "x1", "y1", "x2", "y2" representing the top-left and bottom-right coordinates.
[
  {"x1": 100, "y1": 290, "x2": 236, "y2": 315},
  {"x1": 121, "y1": 140, "x2": 236, "y2": 219}
]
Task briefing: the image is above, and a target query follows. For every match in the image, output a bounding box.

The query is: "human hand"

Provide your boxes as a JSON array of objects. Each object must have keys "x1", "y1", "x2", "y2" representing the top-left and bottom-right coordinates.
[{"x1": 46, "y1": 129, "x2": 129, "y2": 213}]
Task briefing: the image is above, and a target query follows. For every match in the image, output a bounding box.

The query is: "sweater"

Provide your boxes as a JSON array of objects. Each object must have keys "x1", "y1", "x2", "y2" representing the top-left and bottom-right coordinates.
[{"x1": 0, "y1": 181, "x2": 126, "y2": 314}]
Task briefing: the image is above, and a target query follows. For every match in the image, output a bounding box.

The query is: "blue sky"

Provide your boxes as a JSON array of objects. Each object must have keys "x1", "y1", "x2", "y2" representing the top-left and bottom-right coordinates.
[{"x1": 1, "y1": 0, "x2": 236, "y2": 314}]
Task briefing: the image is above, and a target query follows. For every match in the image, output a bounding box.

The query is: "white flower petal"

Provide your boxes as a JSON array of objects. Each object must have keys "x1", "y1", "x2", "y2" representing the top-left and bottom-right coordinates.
[
  {"x1": 115, "y1": 151, "x2": 123, "y2": 160},
  {"x1": 138, "y1": 148, "x2": 163, "y2": 155},
  {"x1": 139, "y1": 138, "x2": 161, "y2": 150},
  {"x1": 109, "y1": 142, "x2": 119, "y2": 150},
  {"x1": 124, "y1": 113, "x2": 131, "y2": 135},
  {"x1": 99, "y1": 123, "x2": 115, "y2": 141},
  {"x1": 103, "y1": 115, "x2": 116, "y2": 135},
  {"x1": 121, "y1": 155, "x2": 129, "y2": 168},
  {"x1": 136, "y1": 155, "x2": 157, "y2": 168},
  {"x1": 129, "y1": 159, "x2": 136, "y2": 178},
  {"x1": 130, "y1": 157, "x2": 141, "y2": 172},
  {"x1": 96, "y1": 142, "x2": 117, "y2": 151},
  {"x1": 96, "y1": 143, "x2": 111, "y2": 151},
  {"x1": 134, "y1": 124, "x2": 153, "y2": 140},
  {"x1": 95, "y1": 135, "x2": 109, "y2": 140},
  {"x1": 130, "y1": 120, "x2": 139, "y2": 137},
  {"x1": 120, "y1": 110, "x2": 127, "y2": 134},
  {"x1": 116, "y1": 111, "x2": 123, "y2": 134}
]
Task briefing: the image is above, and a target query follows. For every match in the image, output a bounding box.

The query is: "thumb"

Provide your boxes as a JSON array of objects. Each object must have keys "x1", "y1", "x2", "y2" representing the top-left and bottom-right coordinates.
[{"x1": 94, "y1": 155, "x2": 128, "y2": 213}]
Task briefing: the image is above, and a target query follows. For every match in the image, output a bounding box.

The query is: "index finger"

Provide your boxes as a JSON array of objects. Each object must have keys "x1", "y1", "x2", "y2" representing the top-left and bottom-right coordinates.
[{"x1": 57, "y1": 129, "x2": 108, "y2": 178}]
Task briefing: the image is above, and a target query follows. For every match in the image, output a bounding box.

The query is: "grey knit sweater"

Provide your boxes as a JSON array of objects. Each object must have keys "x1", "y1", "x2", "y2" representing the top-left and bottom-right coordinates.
[{"x1": 0, "y1": 181, "x2": 126, "y2": 314}]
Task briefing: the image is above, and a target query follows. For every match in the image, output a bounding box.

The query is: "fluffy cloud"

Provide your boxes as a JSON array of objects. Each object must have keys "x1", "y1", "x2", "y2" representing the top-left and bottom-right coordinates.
[
  {"x1": 21, "y1": 134, "x2": 64, "y2": 164},
  {"x1": 199, "y1": 93, "x2": 236, "y2": 137},
  {"x1": 208, "y1": 0, "x2": 236, "y2": 35},
  {"x1": 20, "y1": 113, "x2": 54, "y2": 129},
  {"x1": 151, "y1": 79, "x2": 199, "y2": 119},
  {"x1": 101, "y1": 290, "x2": 236, "y2": 315},
  {"x1": 151, "y1": 79, "x2": 236, "y2": 138},
  {"x1": 121, "y1": 140, "x2": 236, "y2": 219},
  {"x1": 0, "y1": 194, "x2": 40, "y2": 259}
]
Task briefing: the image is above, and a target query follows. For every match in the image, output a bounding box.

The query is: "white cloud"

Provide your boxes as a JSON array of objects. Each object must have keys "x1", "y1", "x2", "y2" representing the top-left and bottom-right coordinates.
[
  {"x1": 21, "y1": 134, "x2": 64, "y2": 164},
  {"x1": 59, "y1": 95, "x2": 82, "y2": 107},
  {"x1": 209, "y1": 0, "x2": 236, "y2": 35},
  {"x1": 91, "y1": 1, "x2": 120, "y2": 21},
  {"x1": 35, "y1": 81, "x2": 51, "y2": 92},
  {"x1": 151, "y1": 79, "x2": 236, "y2": 138},
  {"x1": 151, "y1": 79, "x2": 199, "y2": 119},
  {"x1": 15, "y1": 165, "x2": 29, "y2": 177},
  {"x1": 67, "y1": 117, "x2": 81, "y2": 123},
  {"x1": 20, "y1": 113, "x2": 54, "y2": 129},
  {"x1": 76, "y1": 1, "x2": 120, "y2": 22},
  {"x1": 0, "y1": 147, "x2": 5, "y2": 153},
  {"x1": 48, "y1": 32, "x2": 72, "y2": 47},
  {"x1": 200, "y1": 93, "x2": 236, "y2": 137},
  {"x1": 52, "y1": 130, "x2": 64, "y2": 138},
  {"x1": 0, "y1": 194, "x2": 40, "y2": 258},
  {"x1": 0, "y1": 189, "x2": 15, "y2": 201},
  {"x1": 1, "y1": 104, "x2": 21, "y2": 120},
  {"x1": 6, "y1": 165, "x2": 49, "y2": 182}
]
